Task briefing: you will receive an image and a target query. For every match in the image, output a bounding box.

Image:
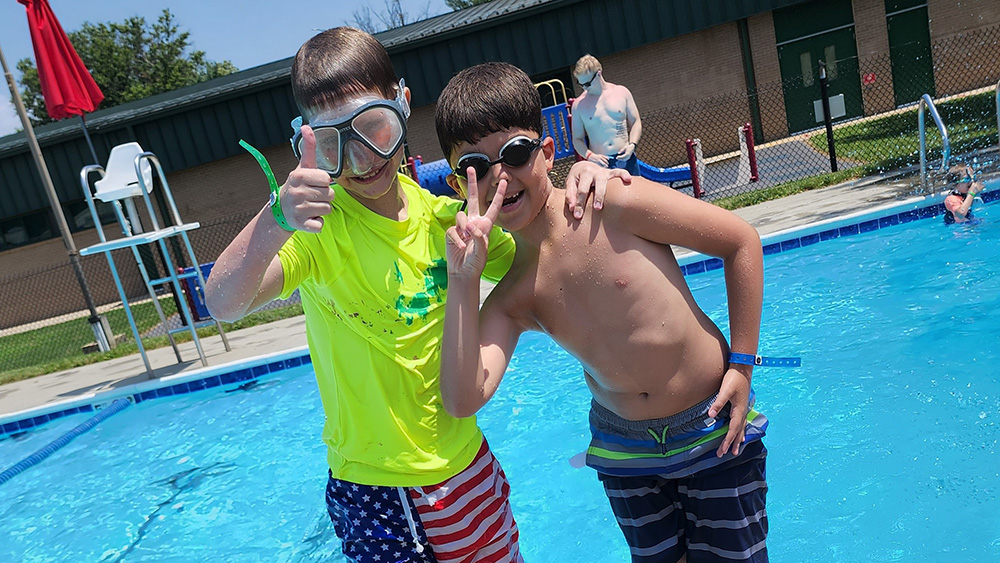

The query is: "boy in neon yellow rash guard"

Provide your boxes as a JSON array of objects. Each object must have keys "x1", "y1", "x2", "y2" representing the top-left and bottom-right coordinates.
[{"x1": 205, "y1": 27, "x2": 628, "y2": 563}]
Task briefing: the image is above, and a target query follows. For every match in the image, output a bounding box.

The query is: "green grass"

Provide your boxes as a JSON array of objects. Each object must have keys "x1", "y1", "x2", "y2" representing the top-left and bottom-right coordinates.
[
  {"x1": 0, "y1": 301, "x2": 303, "y2": 385},
  {"x1": 807, "y1": 90, "x2": 999, "y2": 171},
  {"x1": 713, "y1": 168, "x2": 868, "y2": 210},
  {"x1": 1, "y1": 298, "x2": 178, "y2": 372},
  {"x1": 715, "y1": 90, "x2": 999, "y2": 211}
]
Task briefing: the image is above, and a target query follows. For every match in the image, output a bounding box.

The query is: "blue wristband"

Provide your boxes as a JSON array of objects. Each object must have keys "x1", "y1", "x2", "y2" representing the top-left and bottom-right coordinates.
[{"x1": 728, "y1": 353, "x2": 801, "y2": 368}]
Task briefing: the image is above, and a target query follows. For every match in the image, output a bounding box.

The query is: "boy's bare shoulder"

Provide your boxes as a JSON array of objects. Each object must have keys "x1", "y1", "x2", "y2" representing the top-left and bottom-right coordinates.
[{"x1": 600, "y1": 175, "x2": 687, "y2": 215}]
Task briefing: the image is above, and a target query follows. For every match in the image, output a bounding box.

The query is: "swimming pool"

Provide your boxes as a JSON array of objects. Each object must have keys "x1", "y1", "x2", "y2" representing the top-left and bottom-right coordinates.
[{"x1": 2, "y1": 193, "x2": 999, "y2": 561}]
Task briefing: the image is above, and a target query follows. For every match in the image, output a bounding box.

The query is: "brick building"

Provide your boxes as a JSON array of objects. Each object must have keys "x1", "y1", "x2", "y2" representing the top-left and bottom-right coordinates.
[{"x1": 1, "y1": 0, "x2": 998, "y2": 327}]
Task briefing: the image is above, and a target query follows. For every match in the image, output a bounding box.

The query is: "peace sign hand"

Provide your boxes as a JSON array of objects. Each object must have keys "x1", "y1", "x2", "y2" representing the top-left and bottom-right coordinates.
[
  {"x1": 280, "y1": 125, "x2": 336, "y2": 233},
  {"x1": 446, "y1": 166, "x2": 507, "y2": 280}
]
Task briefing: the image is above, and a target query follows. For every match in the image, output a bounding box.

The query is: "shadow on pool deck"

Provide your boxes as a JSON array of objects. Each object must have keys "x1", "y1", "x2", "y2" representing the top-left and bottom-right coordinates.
[{"x1": 0, "y1": 169, "x2": 953, "y2": 418}]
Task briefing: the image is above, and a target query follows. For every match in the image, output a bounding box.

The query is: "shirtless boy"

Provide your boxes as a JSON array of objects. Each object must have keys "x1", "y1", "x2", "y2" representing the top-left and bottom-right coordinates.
[{"x1": 437, "y1": 62, "x2": 770, "y2": 562}]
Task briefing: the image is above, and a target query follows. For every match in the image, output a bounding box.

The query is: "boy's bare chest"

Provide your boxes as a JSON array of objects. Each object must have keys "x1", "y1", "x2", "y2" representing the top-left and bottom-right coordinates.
[{"x1": 516, "y1": 230, "x2": 667, "y2": 341}]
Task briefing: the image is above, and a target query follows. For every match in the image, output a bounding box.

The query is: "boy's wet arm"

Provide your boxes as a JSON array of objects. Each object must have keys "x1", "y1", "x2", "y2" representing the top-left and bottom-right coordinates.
[
  {"x1": 616, "y1": 178, "x2": 764, "y2": 360},
  {"x1": 622, "y1": 182, "x2": 764, "y2": 457},
  {"x1": 440, "y1": 282, "x2": 521, "y2": 419},
  {"x1": 205, "y1": 207, "x2": 292, "y2": 321},
  {"x1": 476, "y1": 300, "x2": 523, "y2": 405}
]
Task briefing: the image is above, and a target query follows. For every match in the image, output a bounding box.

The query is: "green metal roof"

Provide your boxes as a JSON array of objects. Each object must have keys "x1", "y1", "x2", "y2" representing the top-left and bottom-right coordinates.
[{"x1": 0, "y1": 0, "x2": 811, "y2": 220}]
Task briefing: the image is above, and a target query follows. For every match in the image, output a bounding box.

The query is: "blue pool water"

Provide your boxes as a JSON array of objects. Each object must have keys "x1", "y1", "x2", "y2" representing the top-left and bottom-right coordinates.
[{"x1": 2, "y1": 200, "x2": 999, "y2": 561}]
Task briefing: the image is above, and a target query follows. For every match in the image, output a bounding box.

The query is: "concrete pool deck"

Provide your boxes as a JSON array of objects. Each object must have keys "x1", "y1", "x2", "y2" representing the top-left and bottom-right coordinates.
[{"x1": 0, "y1": 170, "x2": 941, "y2": 418}]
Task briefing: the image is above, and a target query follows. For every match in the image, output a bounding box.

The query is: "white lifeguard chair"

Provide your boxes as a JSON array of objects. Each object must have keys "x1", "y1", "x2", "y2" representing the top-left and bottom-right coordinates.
[{"x1": 79, "y1": 142, "x2": 230, "y2": 377}]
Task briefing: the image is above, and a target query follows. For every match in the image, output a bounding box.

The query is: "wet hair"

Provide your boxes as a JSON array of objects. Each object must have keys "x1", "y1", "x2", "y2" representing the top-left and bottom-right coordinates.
[
  {"x1": 435, "y1": 62, "x2": 543, "y2": 162},
  {"x1": 945, "y1": 164, "x2": 971, "y2": 185},
  {"x1": 291, "y1": 27, "x2": 398, "y2": 117},
  {"x1": 574, "y1": 54, "x2": 602, "y2": 77}
]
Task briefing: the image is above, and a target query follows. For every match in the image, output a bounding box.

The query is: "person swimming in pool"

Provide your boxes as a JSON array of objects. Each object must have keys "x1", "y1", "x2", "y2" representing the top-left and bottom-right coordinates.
[{"x1": 943, "y1": 163, "x2": 983, "y2": 225}]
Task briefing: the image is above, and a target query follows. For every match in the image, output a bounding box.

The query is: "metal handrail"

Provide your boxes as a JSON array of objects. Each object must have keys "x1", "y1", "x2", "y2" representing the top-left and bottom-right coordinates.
[
  {"x1": 918, "y1": 93, "x2": 950, "y2": 193},
  {"x1": 995, "y1": 78, "x2": 999, "y2": 150},
  {"x1": 534, "y1": 78, "x2": 568, "y2": 106}
]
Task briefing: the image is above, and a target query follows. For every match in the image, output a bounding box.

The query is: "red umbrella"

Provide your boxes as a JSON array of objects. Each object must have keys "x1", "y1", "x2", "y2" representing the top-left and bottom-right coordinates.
[
  {"x1": 1, "y1": 0, "x2": 112, "y2": 349},
  {"x1": 18, "y1": 0, "x2": 104, "y2": 119}
]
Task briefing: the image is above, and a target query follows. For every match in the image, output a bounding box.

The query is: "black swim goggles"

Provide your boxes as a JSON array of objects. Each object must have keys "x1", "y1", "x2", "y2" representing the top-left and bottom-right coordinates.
[
  {"x1": 454, "y1": 135, "x2": 542, "y2": 179},
  {"x1": 577, "y1": 70, "x2": 600, "y2": 88},
  {"x1": 290, "y1": 79, "x2": 410, "y2": 177}
]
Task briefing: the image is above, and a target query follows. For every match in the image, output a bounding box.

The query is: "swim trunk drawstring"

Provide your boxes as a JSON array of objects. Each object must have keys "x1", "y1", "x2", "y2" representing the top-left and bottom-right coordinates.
[
  {"x1": 396, "y1": 486, "x2": 425, "y2": 554},
  {"x1": 647, "y1": 426, "x2": 670, "y2": 454}
]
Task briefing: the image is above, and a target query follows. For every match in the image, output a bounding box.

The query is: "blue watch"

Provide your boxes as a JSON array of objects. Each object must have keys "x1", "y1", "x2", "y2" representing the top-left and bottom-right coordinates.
[{"x1": 728, "y1": 353, "x2": 801, "y2": 368}]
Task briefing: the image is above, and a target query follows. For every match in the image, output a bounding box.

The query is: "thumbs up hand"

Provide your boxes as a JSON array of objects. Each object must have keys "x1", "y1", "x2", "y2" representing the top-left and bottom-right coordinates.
[{"x1": 281, "y1": 125, "x2": 336, "y2": 233}]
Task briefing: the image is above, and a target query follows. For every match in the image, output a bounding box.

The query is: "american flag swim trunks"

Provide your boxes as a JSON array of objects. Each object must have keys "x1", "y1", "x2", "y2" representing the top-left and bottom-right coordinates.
[{"x1": 326, "y1": 439, "x2": 522, "y2": 563}]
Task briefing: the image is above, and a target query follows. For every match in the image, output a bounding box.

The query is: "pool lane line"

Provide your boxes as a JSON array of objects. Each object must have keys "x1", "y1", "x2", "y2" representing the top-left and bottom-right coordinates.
[{"x1": 0, "y1": 398, "x2": 132, "y2": 486}]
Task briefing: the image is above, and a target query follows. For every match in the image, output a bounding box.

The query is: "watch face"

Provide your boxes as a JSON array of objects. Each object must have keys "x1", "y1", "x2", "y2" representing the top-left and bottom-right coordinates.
[{"x1": 268, "y1": 191, "x2": 277, "y2": 206}]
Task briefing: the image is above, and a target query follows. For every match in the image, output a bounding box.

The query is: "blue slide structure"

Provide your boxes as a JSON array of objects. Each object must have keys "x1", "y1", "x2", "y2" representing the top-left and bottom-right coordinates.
[
  {"x1": 412, "y1": 158, "x2": 453, "y2": 197},
  {"x1": 410, "y1": 102, "x2": 702, "y2": 197},
  {"x1": 637, "y1": 161, "x2": 694, "y2": 185}
]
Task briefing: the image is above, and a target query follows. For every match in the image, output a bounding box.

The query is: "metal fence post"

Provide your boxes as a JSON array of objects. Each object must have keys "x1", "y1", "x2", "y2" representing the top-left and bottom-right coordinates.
[
  {"x1": 743, "y1": 123, "x2": 759, "y2": 182},
  {"x1": 818, "y1": 60, "x2": 838, "y2": 172},
  {"x1": 685, "y1": 139, "x2": 703, "y2": 198}
]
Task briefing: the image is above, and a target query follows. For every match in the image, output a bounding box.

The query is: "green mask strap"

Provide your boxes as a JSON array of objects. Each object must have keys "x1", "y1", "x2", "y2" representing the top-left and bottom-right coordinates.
[{"x1": 239, "y1": 139, "x2": 295, "y2": 232}]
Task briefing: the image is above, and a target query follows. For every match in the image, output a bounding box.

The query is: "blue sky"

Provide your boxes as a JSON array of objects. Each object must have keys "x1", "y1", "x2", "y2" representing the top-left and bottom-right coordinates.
[{"x1": 0, "y1": 0, "x2": 453, "y2": 137}]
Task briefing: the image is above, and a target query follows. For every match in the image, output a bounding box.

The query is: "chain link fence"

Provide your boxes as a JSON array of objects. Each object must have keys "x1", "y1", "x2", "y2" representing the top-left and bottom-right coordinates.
[
  {"x1": 3, "y1": 23, "x2": 1000, "y2": 376},
  {"x1": 0, "y1": 211, "x2": 300, "y2": 379},
  {"x1": 634, "y1": 22, "x2": 1000, "y2": 202}
]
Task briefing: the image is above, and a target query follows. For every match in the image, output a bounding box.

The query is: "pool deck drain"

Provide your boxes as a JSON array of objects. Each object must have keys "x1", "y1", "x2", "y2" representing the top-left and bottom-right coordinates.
[{"x1": 0, "y1": 170, "x2": 974, "y2": 418}]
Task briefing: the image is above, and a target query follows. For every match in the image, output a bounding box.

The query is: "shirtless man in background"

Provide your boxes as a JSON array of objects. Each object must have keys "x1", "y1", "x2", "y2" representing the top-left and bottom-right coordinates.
[{"x1": 570, "y1": 54, "x2": 642, "y2": 176}]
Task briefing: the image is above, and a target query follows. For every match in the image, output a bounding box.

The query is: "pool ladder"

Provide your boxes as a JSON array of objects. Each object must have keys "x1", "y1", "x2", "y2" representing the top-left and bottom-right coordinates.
[{"x1": 918, "y1": 93, "x2": 950, "y2": 194}]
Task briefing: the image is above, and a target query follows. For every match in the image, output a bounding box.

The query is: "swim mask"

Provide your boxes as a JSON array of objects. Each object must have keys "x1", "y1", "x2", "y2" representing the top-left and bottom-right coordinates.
[{"x1": 290, "y1": 79, "x2": 410, "y2": 177}]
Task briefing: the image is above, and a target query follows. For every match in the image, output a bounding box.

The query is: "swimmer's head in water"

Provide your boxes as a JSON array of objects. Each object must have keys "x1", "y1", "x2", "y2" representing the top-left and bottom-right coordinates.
[{"x1": 946, "y1": 164, "x2": 974, "y2": 187}]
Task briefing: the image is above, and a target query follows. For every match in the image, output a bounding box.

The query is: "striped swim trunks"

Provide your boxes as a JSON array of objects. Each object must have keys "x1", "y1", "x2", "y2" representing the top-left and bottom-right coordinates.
[
  {"x1": 325, "y1": 438, "x2": 522, "y2": 563},
  {"x1": 587, "y1": 395, "x2": 769, "y2": 562},
  {"x1": 409, "y1": 439, "x2": 522, "y2": 563}
]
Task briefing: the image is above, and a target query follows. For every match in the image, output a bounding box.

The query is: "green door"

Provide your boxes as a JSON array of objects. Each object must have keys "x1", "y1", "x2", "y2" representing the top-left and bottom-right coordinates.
[
  {"x1": 886, "y1": 2, "x2": 935, "y2": 106},
  {"x1": 777, "y1": 28, "x2": 864, "y2": 133}
]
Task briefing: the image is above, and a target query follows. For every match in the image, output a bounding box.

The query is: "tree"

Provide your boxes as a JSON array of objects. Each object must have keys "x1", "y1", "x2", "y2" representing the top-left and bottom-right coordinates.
[
  {"x1": 349, "y1": 0, "x2": 431, "y2": 34},
  {"x1": 444, "y1": 0, "x2": 494, "y2": 9},
  {"x1": 15, "y1": 9, "x2": 237, "y2": 127}
]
